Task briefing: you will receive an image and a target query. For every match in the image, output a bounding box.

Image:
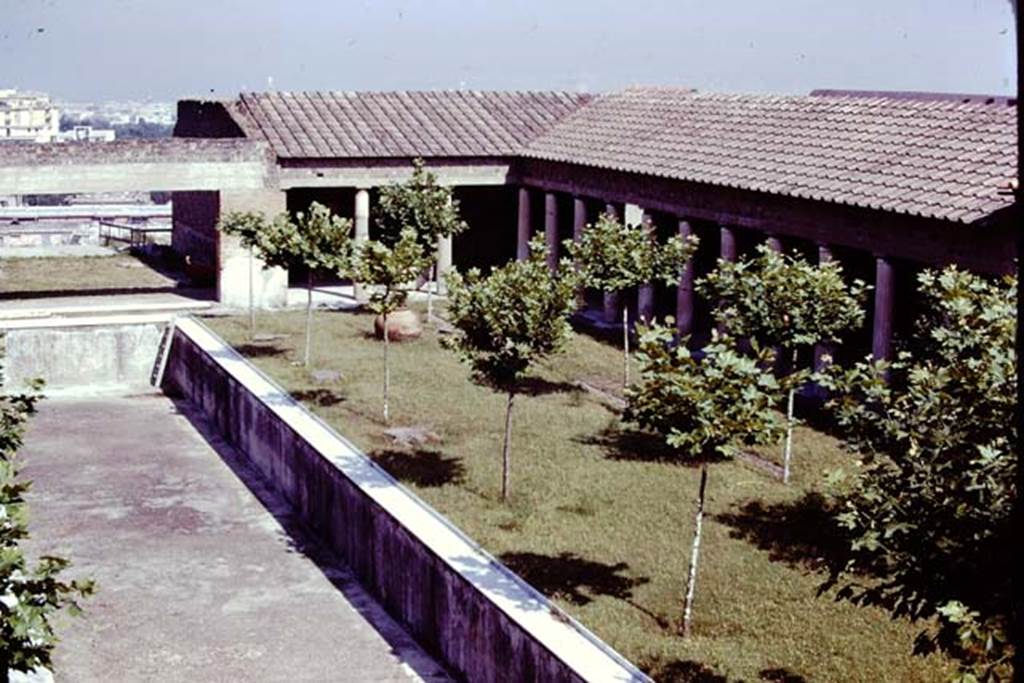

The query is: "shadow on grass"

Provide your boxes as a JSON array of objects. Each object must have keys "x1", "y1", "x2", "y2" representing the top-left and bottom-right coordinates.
[
  {"x1": 576, "y1": 425, "x2": 727, "y2": 467},
  {"x1": 759, "y1": 667, "x2": 809, "y2": 683},
  {"x1": 638, "y1": 657, "x2": 732, "y2": 683},
  {"x1": 638, "y1": 658, "x2": 808, "y2": 683},
  {"x1": 498, "y1": 551, "x2": 649, "y2": 607},
  {"x1": 235, "y1": 343, "x2": 290, "y2": 359},
  {"x1": 713, "y1": 493, "x2": 847, "y2": 573},
  {"x1": 514, "y1": 376, "x2": 581, "y2": 397},
  {"x1": 291, "y1": 388, "x2": 346, "y2": 407},
  {"x1": 368, "y1": 449, "x2": 464, "y2": 488}
]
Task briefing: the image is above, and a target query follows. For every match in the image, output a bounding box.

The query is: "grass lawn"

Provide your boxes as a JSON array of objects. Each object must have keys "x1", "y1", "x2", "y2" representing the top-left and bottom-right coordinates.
[
  {"x1": 204, "y1": 307, "x2": 953, "y2": 683},
  {"x1": 0, "y1": 253, "x2": 181, "y2": 297}
]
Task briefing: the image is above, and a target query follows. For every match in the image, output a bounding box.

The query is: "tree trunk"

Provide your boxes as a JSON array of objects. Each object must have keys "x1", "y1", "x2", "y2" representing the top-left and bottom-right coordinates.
[
  {"x1": 248, "y1": 244, "x2": 256, "y2": 340},
  {"x1": 383, "y1": 310, "x2": 391, "y2": 423},
  {"x1": 622, "y1": 304, "x2": 630, "y2": 390},
  {"x1": 501, "y1": 391, "x2": 515, "y2": 502},
  {"x1": 426, "y1": 261, "x2": 435, "y2": 322},
  {"x1": 681, "y1": 465, "x2": 709, "y2": 638},
  {"x1": 782, "y1": 347, "x2": 799, "y2": 484},
  {"x1": 303, "y1": 271, "x2": 313, "y2": 367}
]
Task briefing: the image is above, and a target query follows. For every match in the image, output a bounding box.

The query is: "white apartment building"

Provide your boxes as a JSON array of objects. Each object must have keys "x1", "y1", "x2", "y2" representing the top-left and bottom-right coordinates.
[{"x1": 0, "y1": 89, "x2": 60, "y2": 142}]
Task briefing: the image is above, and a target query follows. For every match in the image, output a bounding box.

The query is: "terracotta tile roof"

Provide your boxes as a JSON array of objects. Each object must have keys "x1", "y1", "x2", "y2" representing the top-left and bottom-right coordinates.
[
  {"x1": 523, "y1": 87, "x2": 1017, "y2": 223},
  {"x1": 230, "y1": 90, "x2": 592, "y2": 159}
]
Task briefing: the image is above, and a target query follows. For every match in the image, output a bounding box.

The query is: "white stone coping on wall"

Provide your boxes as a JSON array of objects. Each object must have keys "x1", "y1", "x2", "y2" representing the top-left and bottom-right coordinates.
[
  {"x1": 0, "y1": 301, "x2": 210, "y2": 323},
  {"x1": 174, "y1": 315, "x2": 651, "y2": 683},
  {"x1": 0, "y1": 312, "x2": 174, "y2": 331}
]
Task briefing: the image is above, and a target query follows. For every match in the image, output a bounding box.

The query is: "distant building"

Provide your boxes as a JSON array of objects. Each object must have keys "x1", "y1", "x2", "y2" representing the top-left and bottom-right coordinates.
[
  {"x1": 55, "y1": 125, "x2": 116, "y2": 143},
  {"x1": 0, "y1": 89, "x2": 60, "y2": 142}
]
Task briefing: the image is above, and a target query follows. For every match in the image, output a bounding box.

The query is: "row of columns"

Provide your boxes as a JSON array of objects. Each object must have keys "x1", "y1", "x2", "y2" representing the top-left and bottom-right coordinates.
[{"x1": 515, "y1": 187, "x2": 896, "y2": 363}]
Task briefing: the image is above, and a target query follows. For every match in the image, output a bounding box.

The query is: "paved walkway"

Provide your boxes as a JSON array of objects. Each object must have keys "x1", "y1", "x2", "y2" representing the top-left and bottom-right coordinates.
[{"x1": 21, "y1": 395, "x2": 450, "y2": 682}]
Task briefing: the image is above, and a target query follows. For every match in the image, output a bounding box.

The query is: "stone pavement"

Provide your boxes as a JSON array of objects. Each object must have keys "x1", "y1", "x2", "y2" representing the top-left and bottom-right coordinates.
[{"x1": 20, "y1": 394, "x2": 451, "y2": 682}]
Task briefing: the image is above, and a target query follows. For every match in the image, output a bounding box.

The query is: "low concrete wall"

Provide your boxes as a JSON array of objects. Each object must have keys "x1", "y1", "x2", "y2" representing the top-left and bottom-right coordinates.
[
  {"x1": 163, "y1": 316, "x2": 648, "y2": 683},
  {"x1": 0, "y1": 314, "x2": 168, "y2": 394}
]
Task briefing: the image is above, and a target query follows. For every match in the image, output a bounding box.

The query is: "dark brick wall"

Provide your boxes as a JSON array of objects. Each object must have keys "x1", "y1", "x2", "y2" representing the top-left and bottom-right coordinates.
[
  {"x1": 174, "y1": 101, "x2": 246, "y2": 139},
  {"x1": 171, "y1": 191, "x2": 219, "y2": 284}
]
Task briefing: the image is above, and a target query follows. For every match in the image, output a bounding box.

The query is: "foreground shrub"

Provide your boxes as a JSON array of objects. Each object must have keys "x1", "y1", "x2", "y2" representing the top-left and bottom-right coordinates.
[
  {"x1": 0, "y1": 366, "x2": 93, "y2": 677},
  {"x1": 821, "y1": 267, "x2": 1015, "y2": 681}
]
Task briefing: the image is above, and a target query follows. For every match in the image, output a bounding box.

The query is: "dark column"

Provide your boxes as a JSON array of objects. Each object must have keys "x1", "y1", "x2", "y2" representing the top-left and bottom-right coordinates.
[
  {"x1": 603, "y1": 203, "x2": 620, "y2": 324},
  {"x1": 814, "y1": 244, "x2": 835, "y2": 372},
  {"x1": 872, "y1": 255, "x2": 895, "y2": 362},
  {"x1": 715, "y1": 226, "x2": 739, "y2": 334},
  {"x1": 637, "y1": 210, "x2": 656, "y2": 322},
  {"x1": 544, "y1": 192, "x2": 559, "y2": 271},
  {"x1": 516, "y1": 187, "x2": 531, "y2": 261},
  {"x1": 720, "y1": 225, "x2": 737, "y2": 262},
  {"x1": 572, "y1": 196, "x2": 586, "y2": 243},
  {"x1": 572, "y1": 196, "x2": 587, "y2": 306},
  {"x1": 676, "y1": 219, "x2": 696, "y2": 337}
]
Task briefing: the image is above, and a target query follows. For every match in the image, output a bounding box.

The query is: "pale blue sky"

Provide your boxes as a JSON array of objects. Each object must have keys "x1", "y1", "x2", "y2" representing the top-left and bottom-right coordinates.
[{"x1": 1, "y1": 0, "x2": 1016, "y2": 101}]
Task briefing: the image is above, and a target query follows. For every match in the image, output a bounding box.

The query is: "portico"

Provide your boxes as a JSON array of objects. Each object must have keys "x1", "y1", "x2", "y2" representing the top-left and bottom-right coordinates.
[{"x1": 169, "y1": 86, "x2": 1015, "y2": 363}]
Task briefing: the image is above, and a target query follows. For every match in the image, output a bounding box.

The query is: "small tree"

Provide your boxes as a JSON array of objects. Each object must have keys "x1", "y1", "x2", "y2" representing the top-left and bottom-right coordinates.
[
  {"x1": 257, "y1": 202, "x2": 352, "y2": 367},
  {"x1": 697, "y1": 244, "x2": 868, "y2": 482},
  {"x1": 350, "y1": 228, "x2": 433, "y2": 423},
  {"x1": 624, "y1": 324, "x2": 783, "y2": 459},
  {"x1": 0, "y1": 363, "x2": 93, "y2": 678},
  {"x1": 819, "y1": 267, "x2": 1015, "y2": 680},
  {"x1": 442, "y1": 238, "x2": 577, "y2": 502},
  {"x1": 566, "y1": 213, "x2": 698, "y2": 388},
  {"x1": 219, "y1": 210, "x2": 268, "y2": 339},
  {"x1": 376, "y1": 159, "x2": 468, "y2": 319}
]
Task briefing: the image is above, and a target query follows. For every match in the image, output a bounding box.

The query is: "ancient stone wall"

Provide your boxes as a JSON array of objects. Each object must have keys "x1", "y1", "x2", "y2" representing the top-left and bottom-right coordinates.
[{"x1": 162, "y1": 317, "x2": 648, "y2": 683}]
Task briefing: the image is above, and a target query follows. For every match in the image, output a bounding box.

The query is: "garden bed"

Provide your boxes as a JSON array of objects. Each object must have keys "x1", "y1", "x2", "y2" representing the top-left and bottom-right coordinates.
[{"x1": 204, "y1": 308, "x2": 953, "y2": 682}]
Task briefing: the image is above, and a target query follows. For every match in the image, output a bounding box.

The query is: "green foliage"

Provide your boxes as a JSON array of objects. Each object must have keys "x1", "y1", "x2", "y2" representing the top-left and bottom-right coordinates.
[
  {"x1": 820, "y1": 267, "x2": 1015, "y2": 681},
  {"x1": 443, "y1": 237, "x2": 577, "y2": 391},
  {"x1": 624, "y1": 324, "x2": 784, "y2": 458},
  {"x1": 0, "y1": 361, "x2": 93, "y2": 676},
  {"x1": 218, "y1": 210, "x2": 268, "y2": 250},
  {"x1": 376, "y1": 159, "x2": 468, "y2": 249},
  {"x1": 350, "y1": 228, "x2": 432, "y2": 316},
  {"x1": 566, "y1": 213, "x2": 698, "y2": 295},
  {"x1": 697, "y1": 243, "x2": 869, "y2": 349},
  {"x1": 256, "y1": 202, "x2": 352, "y2": 274}
]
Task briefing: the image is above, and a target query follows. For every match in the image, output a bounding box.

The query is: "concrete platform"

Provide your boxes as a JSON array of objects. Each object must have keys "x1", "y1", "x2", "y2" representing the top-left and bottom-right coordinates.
[{"x1": 20, "y1": 394, "x2": 450, "y2": 682}]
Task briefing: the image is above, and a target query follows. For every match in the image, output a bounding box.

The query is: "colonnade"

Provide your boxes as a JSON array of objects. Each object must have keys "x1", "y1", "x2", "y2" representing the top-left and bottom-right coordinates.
[{"x1": 514, "y1": 187, "x2": 896, "y2": 362}]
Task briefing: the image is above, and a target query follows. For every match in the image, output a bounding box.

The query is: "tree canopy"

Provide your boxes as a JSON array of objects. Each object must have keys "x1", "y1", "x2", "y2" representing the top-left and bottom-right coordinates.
[
  {"x1": 375, "y1": 159, "x2": 467, "y2": 249},
  {"x1": 624, "y1": 326, "x2": 783, "y2": 459},
  {"x1": 820, "y1": 267, "x2": 1015, "y2": 680},
  {"x1": 442, "y1": 237, "x2": 577, "y2": 501},
  {"x1": 257, "y1": 202, "x2": 352, "y2": 274},
  {"x1": 696, "y1": 243, "x2": 869, "y2": 348},
  {"x1": 567, "y1": 213, "x2": 697, "y2": 295},
  {"x1": 443, "y1": 238, "x2": 577, "y2": 391},
  {"x1": 350, "y1": 228, "x2": 431, "y2": 318}
]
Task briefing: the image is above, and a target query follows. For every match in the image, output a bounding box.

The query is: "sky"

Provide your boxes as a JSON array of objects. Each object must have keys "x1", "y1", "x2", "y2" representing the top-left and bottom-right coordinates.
[{"x1": 1, "y1": 0, "x2": 1017, "y2": 102}]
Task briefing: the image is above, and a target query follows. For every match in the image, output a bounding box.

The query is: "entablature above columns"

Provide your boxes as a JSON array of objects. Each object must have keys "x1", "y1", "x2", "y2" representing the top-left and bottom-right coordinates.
[{"x1": 278, "y1": 157, "x2": 513, "y2": 189}]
